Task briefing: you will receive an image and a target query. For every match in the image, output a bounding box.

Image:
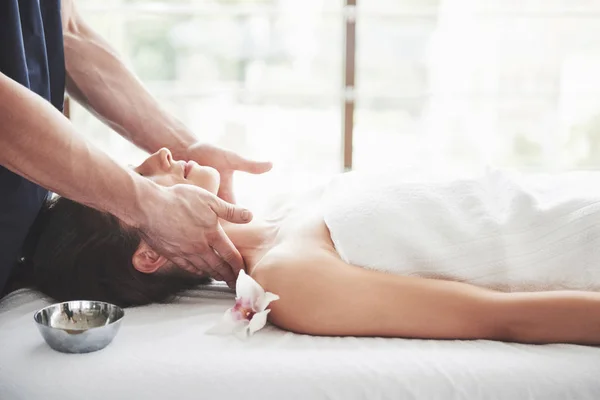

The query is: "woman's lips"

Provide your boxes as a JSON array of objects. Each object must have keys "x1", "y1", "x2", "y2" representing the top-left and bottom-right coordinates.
[
  {"x1": 184, "y1": 161, "x2": 193, "y2": 178},
  {"x1": 184, "y1": 160, "x2": 200, "y2": 178}
]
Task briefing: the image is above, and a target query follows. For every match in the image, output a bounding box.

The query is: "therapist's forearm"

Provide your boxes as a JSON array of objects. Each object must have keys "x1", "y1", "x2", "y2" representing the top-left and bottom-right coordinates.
[
  {"x1": 0, "y1": 72, "x2": 154, "y2": 226},
  {"x1": 62, "y1": 5, "x2": 197, "y2": 159}
]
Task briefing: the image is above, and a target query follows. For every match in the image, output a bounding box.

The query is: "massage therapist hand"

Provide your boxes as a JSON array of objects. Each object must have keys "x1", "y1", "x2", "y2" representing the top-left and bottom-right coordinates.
[
  {"x1": 0, "y1": 0, "x2": 274, "y2": 293},
  {"x1": 147, "y1": 144, "x2": 271, "y2": 286},
  {"x1": 139, "y1": 182, "x2": 253, "y2": 288},
  {"x1": 185, "y1": 143, "x2": 272, "y2": 204}
]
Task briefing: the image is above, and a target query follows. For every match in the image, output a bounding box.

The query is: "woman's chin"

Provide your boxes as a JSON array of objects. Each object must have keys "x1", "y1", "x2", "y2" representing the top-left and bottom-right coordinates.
[
  {"x1": 208, "y1": 182, "x2": 220, "y2": 196},
  {"x1": 187, "y1": 166, "x2": 220, "y2": 194}
]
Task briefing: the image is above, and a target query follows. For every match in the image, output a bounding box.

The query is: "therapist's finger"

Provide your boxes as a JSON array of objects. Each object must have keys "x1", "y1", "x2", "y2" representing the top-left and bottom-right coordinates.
[
  {"x1": 189, "y1": 255, "x2": 228, "y2": 283},
  {"x1": 210, "y1": 196, "x2": 253, "y2": 225},
  {"x1": 227, "y1": 151, "x2": 273, "y2": 174},
  {"x1": 196, "y1": 249, "x2": 227, "y2": 282},
  {"x1": 172, "y1": 255, "x2": 207, "y2": 277},
  {"x1": 202, "y1": 238, "x2": 238, "y2": 284},
  {"x1": 208, "y1": 226, "x2": 244, "y2": 283},
  {"x1": 176, "y1": 253, "x2": 232, "y2": 288}
]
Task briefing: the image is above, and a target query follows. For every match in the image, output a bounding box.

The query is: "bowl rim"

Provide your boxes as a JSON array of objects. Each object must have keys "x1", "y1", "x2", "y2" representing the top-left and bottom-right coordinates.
[{"x1": 33, "y1": 300, "x2": 125, "y2": 332}]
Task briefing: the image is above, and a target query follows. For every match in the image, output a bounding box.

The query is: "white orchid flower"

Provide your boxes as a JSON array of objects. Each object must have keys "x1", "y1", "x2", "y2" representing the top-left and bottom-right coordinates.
[{"x1": 206, "y1": 270, "x2": 279, "y2": 339}]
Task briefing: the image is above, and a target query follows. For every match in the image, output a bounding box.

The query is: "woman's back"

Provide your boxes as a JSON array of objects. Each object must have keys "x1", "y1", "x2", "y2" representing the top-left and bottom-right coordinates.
[{"x1": 320, "y1": 168, "x2": 600, "y2": 292}]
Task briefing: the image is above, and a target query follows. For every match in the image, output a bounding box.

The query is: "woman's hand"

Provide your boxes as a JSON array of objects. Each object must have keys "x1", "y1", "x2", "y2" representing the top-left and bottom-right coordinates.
[
  {"x1": 138, "y1": 182, "x2": 253, "y2": 288},
  {"x1": 185, "y1": 143, "x2": 272, "y2": 203}
]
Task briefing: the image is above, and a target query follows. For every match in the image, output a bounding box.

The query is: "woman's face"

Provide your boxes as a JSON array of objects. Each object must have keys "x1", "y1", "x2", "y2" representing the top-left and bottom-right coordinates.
[{"x1": 134, "y1": 148, "x2": 220, "y2": 195}]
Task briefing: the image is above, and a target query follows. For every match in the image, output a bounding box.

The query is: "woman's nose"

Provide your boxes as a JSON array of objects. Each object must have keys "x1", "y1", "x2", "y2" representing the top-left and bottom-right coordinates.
[{"x1": 156, "y1": 148, "x2": 173, "y2": 170}]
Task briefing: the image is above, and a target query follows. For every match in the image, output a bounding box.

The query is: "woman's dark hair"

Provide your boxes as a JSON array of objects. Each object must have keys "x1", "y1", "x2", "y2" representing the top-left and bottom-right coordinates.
[{"x1": 20, "y1": 196, "x2": 210, "y2": 307}]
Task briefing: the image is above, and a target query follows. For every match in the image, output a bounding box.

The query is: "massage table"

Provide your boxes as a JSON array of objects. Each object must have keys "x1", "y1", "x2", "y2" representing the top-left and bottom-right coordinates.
[{"x1": 1, "y1": 284, "x2": 600, "y2": 399}]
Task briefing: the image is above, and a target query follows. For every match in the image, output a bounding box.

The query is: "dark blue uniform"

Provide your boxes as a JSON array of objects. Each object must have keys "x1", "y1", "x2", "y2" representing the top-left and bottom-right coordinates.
[{"x1": 0, "y1": 0, "x2": 65, "y2": 295}]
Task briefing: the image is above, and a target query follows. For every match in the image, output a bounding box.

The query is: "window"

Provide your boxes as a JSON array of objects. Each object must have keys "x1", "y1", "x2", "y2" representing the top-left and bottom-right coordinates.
[{"x1": 74, "y1": 0, "x2": 600, "y2": 209}]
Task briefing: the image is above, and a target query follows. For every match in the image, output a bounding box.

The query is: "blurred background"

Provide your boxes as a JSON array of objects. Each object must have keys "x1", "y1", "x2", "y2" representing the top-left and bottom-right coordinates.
[{"x1": 74, "y1": 0, "x2": 600, "y2": 210}]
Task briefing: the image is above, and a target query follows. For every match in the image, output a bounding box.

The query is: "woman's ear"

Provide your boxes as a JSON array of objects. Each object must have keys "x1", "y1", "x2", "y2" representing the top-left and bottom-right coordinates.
[{"x1": 132, "y1": 241, "x2": 169, "y2": 274}]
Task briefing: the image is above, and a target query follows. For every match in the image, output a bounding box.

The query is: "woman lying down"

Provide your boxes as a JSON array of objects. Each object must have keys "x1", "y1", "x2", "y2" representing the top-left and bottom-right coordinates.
[{"x1": 16, "y1": 148, "x2": 600, "y2": 345}]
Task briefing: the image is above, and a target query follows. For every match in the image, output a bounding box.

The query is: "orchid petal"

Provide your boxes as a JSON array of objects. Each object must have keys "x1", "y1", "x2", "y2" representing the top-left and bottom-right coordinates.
[
  {"x1": 208, "y1": 271, "x2": 280, "y2": 338},
  {"x1": 234, "y1": 325, "x2": 251, "y2": 341},
  {"x1": 236, "y1": 270, "x2": 265, "y2": 304},
  {"x1": 206, "y1": 309, "x2": 246, "y2": 335},
  {"x1": 247, "y1": 309, "x2": 271, "y2": 336},
  {"x1": 256, "y1": 292, "x2": 280, "y2": 312}
]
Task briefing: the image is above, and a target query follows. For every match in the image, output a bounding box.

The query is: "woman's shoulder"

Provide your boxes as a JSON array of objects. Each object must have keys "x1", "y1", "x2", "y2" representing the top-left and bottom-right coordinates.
[
  {"x1": 250, "y1": 241, "x2": 342, "y2": 294},
  {"x1": 250, "y1": 210, "x2": 341, "y2": 279}
]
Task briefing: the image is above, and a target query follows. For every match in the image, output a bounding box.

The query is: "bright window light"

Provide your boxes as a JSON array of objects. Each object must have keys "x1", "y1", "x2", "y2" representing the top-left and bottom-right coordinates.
[{"x1": 73, "y1": 0, "x2": 600, "y2": 211}]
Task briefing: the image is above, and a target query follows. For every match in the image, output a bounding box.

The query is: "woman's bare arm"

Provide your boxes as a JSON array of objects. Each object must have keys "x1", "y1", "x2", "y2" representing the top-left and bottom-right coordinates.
[{"x1": 254, "y1": 251, "x2": 600, "y2": 345}]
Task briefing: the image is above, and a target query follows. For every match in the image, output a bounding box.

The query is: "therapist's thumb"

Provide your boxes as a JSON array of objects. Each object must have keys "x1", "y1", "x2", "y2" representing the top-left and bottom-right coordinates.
[{"x1": 212, "y1": 196, "x2": 253, "y2": 224}]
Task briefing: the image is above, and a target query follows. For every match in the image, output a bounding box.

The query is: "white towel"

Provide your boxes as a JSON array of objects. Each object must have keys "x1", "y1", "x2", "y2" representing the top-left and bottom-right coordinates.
[{"x1": 322, "y1": 168, "x2": 600, "y2": 292}]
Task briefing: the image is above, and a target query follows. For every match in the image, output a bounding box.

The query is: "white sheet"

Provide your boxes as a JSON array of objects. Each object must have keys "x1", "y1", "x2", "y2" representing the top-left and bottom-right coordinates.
[
  {"x1": 324, "y1": 169, "x2": 600, "y2": 292},
  {"x1": 1, "y1": 286, "x2": 600, "y2": 400}
]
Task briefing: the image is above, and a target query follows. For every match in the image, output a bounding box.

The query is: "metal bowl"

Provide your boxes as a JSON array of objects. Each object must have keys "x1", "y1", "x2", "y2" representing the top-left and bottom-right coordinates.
[{"x1": 34, "y1": 300, "x2": 125, "y2": 354}]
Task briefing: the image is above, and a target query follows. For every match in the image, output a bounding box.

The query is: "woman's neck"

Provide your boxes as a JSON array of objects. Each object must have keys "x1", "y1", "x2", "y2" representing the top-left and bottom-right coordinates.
[{"x1": 220, "y1": 218, "x2": 280, "y2": 272}]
